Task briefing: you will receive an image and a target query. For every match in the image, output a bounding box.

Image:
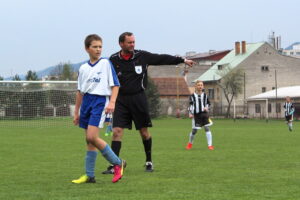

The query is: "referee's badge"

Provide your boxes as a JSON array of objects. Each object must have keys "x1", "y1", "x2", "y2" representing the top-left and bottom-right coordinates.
[{"x1": 135, "y1": 66, "x2": 142, "y2": 74}]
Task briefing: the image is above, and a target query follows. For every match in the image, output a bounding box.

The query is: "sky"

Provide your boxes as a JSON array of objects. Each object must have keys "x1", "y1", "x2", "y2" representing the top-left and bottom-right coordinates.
[{"x1": 0, "y1": 0, "x2": 299, "y2": 78}]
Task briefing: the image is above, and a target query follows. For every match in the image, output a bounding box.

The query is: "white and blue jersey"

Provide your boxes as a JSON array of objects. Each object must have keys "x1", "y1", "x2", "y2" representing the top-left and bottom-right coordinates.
[
  {"x1": 78, "y1": 58, "x2": 120, "y2": 129},
  {"x1": 77, "y1": 58, "x2": 120, "y2": 95}
]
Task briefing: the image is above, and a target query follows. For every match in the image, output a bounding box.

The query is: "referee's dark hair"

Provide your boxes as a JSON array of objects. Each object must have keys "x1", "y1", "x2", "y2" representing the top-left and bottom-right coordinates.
[
  {"x1": 119, "y1": 32, "x2": 133, "y2": 43},
  {"x1": 85, "y1": 34, "x2": 102, "y2": 48}
]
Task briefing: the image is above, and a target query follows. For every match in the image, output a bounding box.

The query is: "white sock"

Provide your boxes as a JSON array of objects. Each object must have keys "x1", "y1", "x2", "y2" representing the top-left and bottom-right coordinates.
[{"x1": 206, "y1": 131, "x2": 212, "y2": 146}]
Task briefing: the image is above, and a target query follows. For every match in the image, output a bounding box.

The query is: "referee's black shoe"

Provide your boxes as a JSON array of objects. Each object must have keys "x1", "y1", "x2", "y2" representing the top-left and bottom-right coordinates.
[
  {"x1": 145, "y1": 162, "x2": 154, "y2": 172},
  {"x1": 102, "y1": 161, "x2": 127, "y2": 174},
  {"x1": 102, "y1": 165, "x2": 114, "y2": 174}
]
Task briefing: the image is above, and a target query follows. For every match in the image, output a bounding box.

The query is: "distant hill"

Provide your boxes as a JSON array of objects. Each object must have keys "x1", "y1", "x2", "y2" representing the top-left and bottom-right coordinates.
[
  {"x1": 35, "y1": 61, "x2": 85, "y2": 78},
  {"x1": 4, "y1": 61, "x2": 86, "y2": 80}
]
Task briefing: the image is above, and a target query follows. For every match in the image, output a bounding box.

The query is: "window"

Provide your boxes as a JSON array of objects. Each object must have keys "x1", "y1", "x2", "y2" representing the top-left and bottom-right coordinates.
[
  {"x1": 255, "y1": 104, "x2": 261, "y2": 113},
  {"x1": 268, "y1": 103, "x2": 272, "y2": 113},
  {"x1": 296, "y1": 52, "x2": 300, "y2": 55},
  {"x1": 208, "y1": 89, "x2": 214, "y2": 99},
  {"x1": 262, "y1": 87, "x2": 266, "y2": 93},
  {"x1": 261, "y1": 66, "x2": 269, "y2": 71},
  {"x1": 218, "y1": 65, "x2": 223, "y2": 70},
  {"x1": 276, "y1": 103, "x2": 281, "y2": 113},
  {"x1": 290, "y1": 52, "x2": 294, "y2": 55}
]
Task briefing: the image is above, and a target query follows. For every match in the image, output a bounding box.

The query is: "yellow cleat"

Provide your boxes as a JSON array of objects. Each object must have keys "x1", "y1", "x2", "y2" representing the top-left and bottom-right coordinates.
[
  {"x1": 72, "y1": 174, "x2": 96, "y2": 184},
  {"x1": 207, "y1": 118, "x2": 213, "y2": 126}
]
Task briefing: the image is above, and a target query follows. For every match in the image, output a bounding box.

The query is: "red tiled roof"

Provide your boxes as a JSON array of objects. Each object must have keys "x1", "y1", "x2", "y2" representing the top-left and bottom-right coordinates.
[
  {"x1": 151, "y1": 77, "x2": 191, "y2": 96},
  {"x1": 186, "y1": 50, "x2": 230, "y2": 60}
]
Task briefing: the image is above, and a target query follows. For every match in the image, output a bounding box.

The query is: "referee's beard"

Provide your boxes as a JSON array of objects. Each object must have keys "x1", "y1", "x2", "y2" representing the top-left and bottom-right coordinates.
[{"x1": 121, "y1": 49, "x2": 134, "y2": 54}]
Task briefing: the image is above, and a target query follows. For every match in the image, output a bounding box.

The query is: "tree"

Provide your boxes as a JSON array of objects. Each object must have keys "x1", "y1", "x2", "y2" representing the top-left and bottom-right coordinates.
[
  {"x1": 145, "y1": 76, "x2": 161, "y2": 118},
  {"x1": 0, "y1": 76, "x2": 3, "y2": 80},
  {"x1": 51, "y1": 62, "x2": 74, "y2": 80},
  {"x1": 216, "y1": 66, "x2": 244, "y2": 118},
  {"x1": 25, "y1": 70, "x2": 39, "y2": 80},
  {"x1": 12, "y1": 74, "x2": 21, "y2": 81},
  {"x1": 61, "y1": 63, "x2": 73, "y2": 80}
]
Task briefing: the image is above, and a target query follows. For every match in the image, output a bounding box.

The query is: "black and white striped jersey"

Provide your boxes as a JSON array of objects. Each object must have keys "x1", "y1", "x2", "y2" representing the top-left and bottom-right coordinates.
[
  {"x1": 283, "y1": 102, "x2": 294, "y2": 116},
  {"x1": 188, "y1": 92, "x2": 210, "y2": 114}
]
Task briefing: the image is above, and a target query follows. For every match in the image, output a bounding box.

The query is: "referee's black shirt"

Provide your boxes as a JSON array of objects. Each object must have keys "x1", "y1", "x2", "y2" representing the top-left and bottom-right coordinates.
[{"x1": 110, "y1": 50, "x2": 184, "y2": 95}]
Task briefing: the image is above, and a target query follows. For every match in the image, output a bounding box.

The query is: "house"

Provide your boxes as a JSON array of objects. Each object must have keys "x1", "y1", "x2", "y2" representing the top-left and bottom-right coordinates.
[
  {"x1": 247, "y1": 86, "x2": 300, "y2": 119},
  {"x1": 194, "y1": 41, "x2": 300, "y2": 117},
  {"x1": 148, "y1": 50, "x2": 230, "y2": 90},
  {"x1": 282, "y1": 42, "x2": 300, "y2": 58},
  {"x1": 185, "y1": 50, "x2": 231, "y2": 66},
  {"x1": 151, "y1": 77, "x2": 190, "y2": 116}
]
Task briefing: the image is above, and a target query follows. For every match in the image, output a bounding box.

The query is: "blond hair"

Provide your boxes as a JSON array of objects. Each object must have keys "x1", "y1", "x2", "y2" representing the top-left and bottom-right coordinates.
[{"x1": 195, "y1": 80, "x2": 203, "y2": 85}]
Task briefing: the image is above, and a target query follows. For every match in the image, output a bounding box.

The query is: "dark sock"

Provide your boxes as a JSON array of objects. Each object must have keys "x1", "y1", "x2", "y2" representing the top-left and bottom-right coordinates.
[
  {"x1": 111, "y1": 141, "x2": 121, "y2": 157},
  {"x1": 143, "y1": 137, "x2": 152, "y2": 162}
]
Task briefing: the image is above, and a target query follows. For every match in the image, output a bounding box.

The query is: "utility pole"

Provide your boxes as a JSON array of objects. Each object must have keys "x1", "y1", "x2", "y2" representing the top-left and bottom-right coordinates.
[
  {"x1": 275, "y1": 69, "x2": 278, "y2": 119},
  {"x1": 176, "y1": 66, "x2": 180, "y2": 118},
  {"x1": 244, "y1": 72, "x2": 246, "y2": 115}
]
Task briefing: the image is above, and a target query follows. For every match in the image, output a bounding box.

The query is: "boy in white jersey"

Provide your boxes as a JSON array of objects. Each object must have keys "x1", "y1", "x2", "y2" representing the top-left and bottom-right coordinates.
[
  {"x1": 72, "y1": 34, "x2": 125, "y2": 184},
  {"x1": 284, "y1": 96, "x2": 295, "y2": 132},
  {"x1": 185, "y1": 80, "x2": 214, "y2": 150}
]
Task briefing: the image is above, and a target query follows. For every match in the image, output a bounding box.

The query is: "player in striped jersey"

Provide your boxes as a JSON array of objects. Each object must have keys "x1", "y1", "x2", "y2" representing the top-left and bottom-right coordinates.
[
  {"x1": 72, "y1": 34, "x2": 125, "y2": 184},
  {"x1": 284, "y1": 96, "x2": 295, "y2": 132},
  {"x1": 186, "y1": 80, "x2": 214, "y2": 150}
]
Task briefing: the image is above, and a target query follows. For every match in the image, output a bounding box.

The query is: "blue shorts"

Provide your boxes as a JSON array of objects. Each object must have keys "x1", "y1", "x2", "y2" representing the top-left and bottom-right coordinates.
[{"x1": 79, "y1": 94, "x2": 109, "y2": 129}]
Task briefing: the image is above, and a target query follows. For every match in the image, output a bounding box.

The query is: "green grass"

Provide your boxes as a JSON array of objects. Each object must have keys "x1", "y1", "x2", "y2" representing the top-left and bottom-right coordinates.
[{"x1": 0, "y1": 118, "x2": 299, "y2": 200}]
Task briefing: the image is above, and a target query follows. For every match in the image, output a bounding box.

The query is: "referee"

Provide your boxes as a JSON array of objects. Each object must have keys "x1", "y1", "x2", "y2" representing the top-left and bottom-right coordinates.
[{"x1": 102, "y1": 32, "x2": 194, "y2": 173}]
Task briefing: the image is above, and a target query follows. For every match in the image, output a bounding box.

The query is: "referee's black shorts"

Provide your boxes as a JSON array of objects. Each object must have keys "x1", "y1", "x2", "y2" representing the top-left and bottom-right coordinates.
[{"x1": 112, "y1": 92, "x2": 152, "y2": 130}]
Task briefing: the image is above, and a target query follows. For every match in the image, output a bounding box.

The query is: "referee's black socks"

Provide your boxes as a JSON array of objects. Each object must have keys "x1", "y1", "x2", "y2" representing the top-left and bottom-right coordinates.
[
  {"x1": 111, "y1": 141, "x2": 121, "y2": 157},
  {"x1": 143, "y1": 137, "x2": 152, "y2": 162}
]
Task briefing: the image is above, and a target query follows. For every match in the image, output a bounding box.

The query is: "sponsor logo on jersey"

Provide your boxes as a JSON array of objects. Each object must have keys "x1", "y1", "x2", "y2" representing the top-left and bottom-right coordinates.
[{"x1": 87, "y1": 77, "x2": 101, "y2": 83}]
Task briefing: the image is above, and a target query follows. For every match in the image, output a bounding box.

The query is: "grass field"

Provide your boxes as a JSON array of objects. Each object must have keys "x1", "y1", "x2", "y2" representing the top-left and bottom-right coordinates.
[{"x1": 0, "y1": 118, "x2": 299, "y2": 200}]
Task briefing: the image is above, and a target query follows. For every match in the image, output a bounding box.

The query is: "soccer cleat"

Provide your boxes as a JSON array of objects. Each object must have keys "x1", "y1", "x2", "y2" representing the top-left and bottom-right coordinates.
[
  {"x1": 145, "y1": 161, "x2": 154, "y2": 172},
  {"x1": 102, "y1": 165, "x2": 114, "y2": 174},
  {"x1": 208, "y1": 118, "x2": 213, "y2": 126},
  {"x1": 71, "y1": 174, "x2": 96, "y2": 184},
  {"x1": 208, "y1": 145, "x2": 214, "y2": 150},
  {"x1": 289, "y1": 126, "x2": 293, "y2": 132},
  {"x1": 104, "y1": 132, "x2": 111, "y2": 136},
  {"x1": 186, "y1": 143, "x2": 193, "y2": 150},
  {"x1": 112, "y1": 160, "x2": 126, "y2": 183}
]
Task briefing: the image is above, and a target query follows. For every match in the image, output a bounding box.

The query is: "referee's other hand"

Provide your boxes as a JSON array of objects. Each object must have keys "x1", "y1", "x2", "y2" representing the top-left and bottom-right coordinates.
[
  {"x1": 105, "y1": 102, "x2": 115, "y2": 114},
  {"x1": 184, "y1": 59, "x2": 196, "y2": 67}
]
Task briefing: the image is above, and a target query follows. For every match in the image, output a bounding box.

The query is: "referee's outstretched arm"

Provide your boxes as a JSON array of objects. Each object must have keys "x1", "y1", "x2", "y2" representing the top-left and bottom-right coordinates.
[{"x1": 143, "y1": 51, "x2": 195, "y2": 67}]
